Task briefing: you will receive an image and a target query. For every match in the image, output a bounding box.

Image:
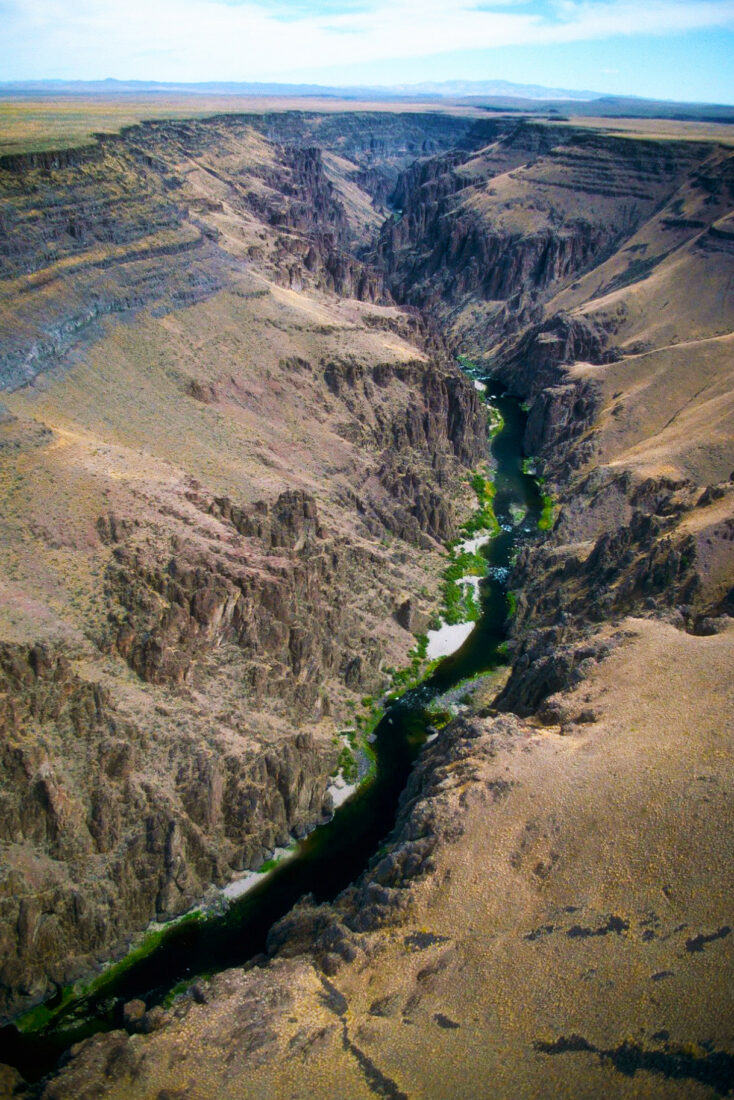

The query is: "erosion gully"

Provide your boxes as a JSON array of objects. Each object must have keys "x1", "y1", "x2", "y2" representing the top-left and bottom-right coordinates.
[{"x1": 1, "y1": 383, "x2": 545, "y2": 1082}]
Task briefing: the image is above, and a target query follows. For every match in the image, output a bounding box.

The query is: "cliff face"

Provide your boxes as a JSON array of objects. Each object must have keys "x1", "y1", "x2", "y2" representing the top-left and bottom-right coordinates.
[
  {"x1": 373, "y1": 119, "x2": 734, "y2": 715},
  {"x1": 2, "y1": 106, "x2": 734, "y2": 1097},
  {"x1": 0, "y1": 112, "x2": 489, "y2": 1018},
  {"x1": 0, "y1": 111, "x2": 498, "y2": 393},
  {"x1": 0, "y1": 357, "x2": 483, "y2": 1016},
  {"x1": 48, "y1": 616, "x2": 734, "y2": 1100},
  {"x1": 377, "y1": 122, "x2": 717, "y2": 348},
  {"x1": 491, "y1": 148, "x2": 734, "y2": 714},
  {"x1": 0, "y1": 637, "x2": 334, "y2": 1015}
]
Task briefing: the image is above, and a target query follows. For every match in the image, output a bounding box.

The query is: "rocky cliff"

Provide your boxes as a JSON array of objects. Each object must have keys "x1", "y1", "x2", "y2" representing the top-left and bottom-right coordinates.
[
  {"x1": 1, "y1": 106, "x2": 733, "y2": 1098},
  {"x1": 0, "y1": 111, "x2": 500, "y2": 392},
  {"x1": 0, "y1": 111, "x2": 490, "y2": 1019},
  {"x1": 377, "y1": 122, "x2": 712, "y2": 338},
  {"x1": 372, "y1": 118, "x2": 734, "y2": 716},
  {"x1": 43, "y1": 615, "x2": 734, "y2": 1100}
]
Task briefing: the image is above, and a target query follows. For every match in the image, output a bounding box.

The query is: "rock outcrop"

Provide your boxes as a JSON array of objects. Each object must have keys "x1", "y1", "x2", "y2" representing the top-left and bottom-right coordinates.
[
  {"x1": 0, "y1": 636, "x2": 336, "y2": 1019},
  {"x1": 377, "y1": 123, "x2": 711, "y2": 337},
  {"x1": 371, "y1": 120, "x2": 734, "y2": 719},
  {"x1": 37, "y1": 613, "x2": 734, "y2": 1100}
]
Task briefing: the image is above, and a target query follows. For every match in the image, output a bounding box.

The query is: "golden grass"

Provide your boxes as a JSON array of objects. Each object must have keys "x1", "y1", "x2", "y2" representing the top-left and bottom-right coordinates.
[
  {"x1": 0, "y1": 272, "x2": 444, "y2": 660},
  {"x1": 561, "y1": 113, "x2": 734, "y2": 146},
  {"x1": 0, "y1": 95, "x2": 488, "y2": 157},
  {"x1": 3, "y1": 96, "x2": 730, "y2": 161}
]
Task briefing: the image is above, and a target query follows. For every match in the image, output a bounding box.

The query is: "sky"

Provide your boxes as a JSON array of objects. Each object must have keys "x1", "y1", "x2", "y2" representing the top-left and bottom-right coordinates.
[{"x1": 1, "y1": 0, "x2": 733, "y2": 103}]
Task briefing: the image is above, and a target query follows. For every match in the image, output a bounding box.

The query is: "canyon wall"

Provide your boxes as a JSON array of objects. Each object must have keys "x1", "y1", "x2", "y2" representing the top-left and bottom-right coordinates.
[
  {"x1": 0, "y1": 112, "x2": 489, "y2": 1017},
  {"x1": 375, "y1": 119, "x2": 734, "y2": 712},
  {"x1": 0, "y1": 107, "x2": 733, "y2": 1099}
]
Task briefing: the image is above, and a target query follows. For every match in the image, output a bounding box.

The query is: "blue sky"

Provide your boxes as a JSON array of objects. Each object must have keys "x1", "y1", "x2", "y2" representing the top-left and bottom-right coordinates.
[{"x1": 1, "y1": 0, "x2": 733, "y2": 103}]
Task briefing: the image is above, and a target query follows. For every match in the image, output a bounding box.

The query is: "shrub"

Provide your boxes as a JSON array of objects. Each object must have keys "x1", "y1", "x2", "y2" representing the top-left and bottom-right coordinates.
[{"x1": 538, "y1": 494, "x2": 555, "y2": 531}]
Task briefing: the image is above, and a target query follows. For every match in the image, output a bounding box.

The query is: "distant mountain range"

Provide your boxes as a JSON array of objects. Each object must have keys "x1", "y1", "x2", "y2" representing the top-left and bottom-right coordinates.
[
  {"x1": 1, "y1": 79, "x2": 732, "y2": 120},
  {"x1": 0, "y1": 77, "x2": 604, "y2": 101},
  {"x1": 374, "y1": 79, "x2": 599, "y2": 100}
]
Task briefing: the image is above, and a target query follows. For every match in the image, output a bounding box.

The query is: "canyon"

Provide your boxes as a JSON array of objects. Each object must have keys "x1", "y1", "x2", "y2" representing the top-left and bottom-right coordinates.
[{"x1": 0, "y1": 102, "x2": 732, "y2": 1098}]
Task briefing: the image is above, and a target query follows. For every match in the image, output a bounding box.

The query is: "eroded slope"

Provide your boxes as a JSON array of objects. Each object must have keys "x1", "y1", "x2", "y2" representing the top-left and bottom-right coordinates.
[
  {"x1": 374, "y1": 116, "x2": 733, "y2": 710},
  {"x1": 41, "y1": 618, "x2": 734, "y2": 1100},
  {"x1": 1, "y1": 109, "x2": 733, "y2": 1099},
  {"x1": 0, "y1": 113, "x2": 489, "y2": 1018}
]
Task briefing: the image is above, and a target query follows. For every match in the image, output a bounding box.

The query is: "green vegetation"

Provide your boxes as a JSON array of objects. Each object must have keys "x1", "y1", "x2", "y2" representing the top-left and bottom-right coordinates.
[
  {"x1": 16, "y1": 996, "x2": 71, "y2": 1035},
  {"x1": 423, "y1": 666, "x2": 509, "y2": 726},
  {"x1": 506, "y1": 591, "x2": 517, "y2": 619},
  {"x1": 425, "y1": 706, "x2": 453, "y2": 730},
  {"x1": 257, "y1": 858, "x2": 280, "y2": 875},
  {"x1": 522, "y1": 456, "x2": 554, "y2": 530},
  {"x1": 427, "y1": 466, "x2": 499, "y2": 629},
  {"x1": 331, "y1": 728, "x2": 359, "y2": 785},
  {"x1": 16, "y1": 910, "x2": 204, "y2": 1035},
  {"x1": 488, "y1": 405, "x2": 504, "y2": 437},
  {"x1": 361, "y1": 739, "x2": 377, "y2": 780},
  {"x1": 441, "y1": 551, "x2": 484, "y2": 624},
  {"x1": 338, "y1": 449, "x2": 504, "y2": 794},
  {"x1": 457, "y1": 353, "x2": 479, "y2": 372},
  {"x1": 355, "y1": 703, "x2": 382, "y2": 739},
  {"x1": 336, "y1": 742, "x2": 359, "y2": 784},
  {"x1": 456, "y1": 355, "x2": 504, "y2": 437},
  {"x1": 386, "y1": 653, "x2": 441, "y2": 696},
  {"x1": 460, "y1": 471, "x2": 500, "y2": 540},
  {"x1": 331, "y1": 718, "x2": 376, "y2": 790},
  {"x1": 163, "y1": 979, "x2": 193, "y2": 1008},
  {"x1": 538, "y1": 493, "x2": 555, "y2": 531}
]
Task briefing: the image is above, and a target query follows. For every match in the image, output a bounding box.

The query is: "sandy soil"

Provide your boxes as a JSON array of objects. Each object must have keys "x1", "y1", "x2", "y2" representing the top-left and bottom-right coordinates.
[{"x1": 425, "y1": 620, "x2": 475, "y2": 659}]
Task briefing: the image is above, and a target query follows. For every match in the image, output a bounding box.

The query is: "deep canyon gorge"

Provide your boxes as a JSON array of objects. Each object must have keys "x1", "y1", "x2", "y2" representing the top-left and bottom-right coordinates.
[{"x1": 0, "y1": 104, "x2": 732, "y2": 1098}]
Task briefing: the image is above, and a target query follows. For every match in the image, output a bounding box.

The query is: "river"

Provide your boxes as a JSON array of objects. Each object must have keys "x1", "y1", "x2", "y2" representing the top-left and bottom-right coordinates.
[{"x1": 0, "y1": 383, "x2": 544, "y2": 1082}]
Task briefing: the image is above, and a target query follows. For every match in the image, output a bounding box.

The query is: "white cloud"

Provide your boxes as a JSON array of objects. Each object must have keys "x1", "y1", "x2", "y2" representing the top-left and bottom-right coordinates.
[{"x1": 1, "y1": 0, "x2": 733, "y2": 81}]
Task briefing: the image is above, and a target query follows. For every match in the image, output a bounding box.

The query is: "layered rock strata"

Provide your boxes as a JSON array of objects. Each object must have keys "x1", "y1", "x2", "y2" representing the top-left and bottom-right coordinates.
[
  {"x1": 0, "y1": 108, "x2": 733, "y2": 1098},
  {"x1": 0, "y1": 112, "x2": 489, "y2": 1018},
  {"x1": 375, "y1": 118, "x2": 734, "y2": 713}
]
